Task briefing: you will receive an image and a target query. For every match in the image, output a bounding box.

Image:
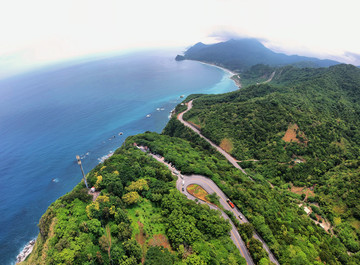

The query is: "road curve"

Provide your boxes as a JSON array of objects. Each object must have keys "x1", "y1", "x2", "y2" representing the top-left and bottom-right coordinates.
[
  {"x1": 177, "y1": 101, "x2": 279, "y2": 265},
  {"x1": 145, "y1": 150, "x2": 254, "y2": 265}
]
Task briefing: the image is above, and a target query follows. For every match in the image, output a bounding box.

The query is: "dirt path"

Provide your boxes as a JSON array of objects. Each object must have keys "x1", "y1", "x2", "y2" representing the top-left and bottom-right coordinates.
[{"x1": 263, "y1": 71, "x2": 276, "y2": 84}]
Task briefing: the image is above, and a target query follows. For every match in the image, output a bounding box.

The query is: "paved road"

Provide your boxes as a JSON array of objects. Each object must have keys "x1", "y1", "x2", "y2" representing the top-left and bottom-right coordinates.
[
  {"x1": 146, "y1": 151, "x2": 254, "y2": 265},
  {"x1": 177, "y1": 100, "x2": 250, "y2": 177},
  {"x1": 179, "y1": 174, "x2": 254, "y2": 264},
  {"x1": 177, "y1": 101, "x2": 279, "y2": 265}
]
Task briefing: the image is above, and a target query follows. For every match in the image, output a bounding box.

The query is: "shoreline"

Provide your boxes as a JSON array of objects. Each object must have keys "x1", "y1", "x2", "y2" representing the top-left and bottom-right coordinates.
[
  {"x1": 195, "y1": 60, "x2": 242, "y2": 88},
  {"x1": 12, "y1": 57, "x2": 241, "y2": 264},
  {"x1": 197, "y1": 61, "x2": 237, "y2": 75},
  {"x1": 15, "y1": 239, "x2": 36, "y2": 264}
]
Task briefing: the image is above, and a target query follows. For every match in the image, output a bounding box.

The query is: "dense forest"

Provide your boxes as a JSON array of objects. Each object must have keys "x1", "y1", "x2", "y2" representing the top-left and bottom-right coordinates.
[
  {"x1": 180, "y1": 64, "x2": 360, "y2": 260},
  {"x1": 21, "y1": 142, "x2": 245, "y2": 265}
]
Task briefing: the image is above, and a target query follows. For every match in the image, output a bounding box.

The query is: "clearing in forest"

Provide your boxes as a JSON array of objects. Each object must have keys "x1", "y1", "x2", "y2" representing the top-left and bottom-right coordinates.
[
  {"x1": 187, "y1": 116, "x2": 202, "y2": 129},
  {"x1": 186, "y1": 184, "x2": 211, "y2": 203},
  {"x1": 188, "y1": 121, "x2": 201, "y2": 129},
  {"x1": 282, "y1": 123, "x2": 307, "y2": 144},
  {"x1": 220, "y1": 138, "x2": 234, "y2": 153},
  {"x1": 135, "y1": 221, "x2": 146, "y2": 263},
  {"x1": 290, "y1": 185, "x2": 315, "y2": 200},
  {"x1": 148, "y1": 234, "x2": 172, "y2": 251}
]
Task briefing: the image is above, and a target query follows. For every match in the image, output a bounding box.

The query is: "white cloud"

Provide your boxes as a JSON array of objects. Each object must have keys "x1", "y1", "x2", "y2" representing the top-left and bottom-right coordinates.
[{"x1": 1, "y1": 0, "x2": 360, "y2": 77}]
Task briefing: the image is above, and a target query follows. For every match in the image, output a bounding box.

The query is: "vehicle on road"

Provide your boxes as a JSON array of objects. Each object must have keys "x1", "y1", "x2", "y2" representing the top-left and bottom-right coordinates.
[
  {"x1": 227, "y1": 199, "x2": 235, "y2": 208},
  {"x1": 182, "y1": 187, "x2": 184, "y2": 191},
  {"x1": 239, "y1": 215, "x2": 243, "y2": 220}
]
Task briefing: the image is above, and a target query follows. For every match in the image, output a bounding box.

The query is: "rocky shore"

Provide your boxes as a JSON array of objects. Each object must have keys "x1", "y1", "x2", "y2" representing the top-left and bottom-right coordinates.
[{"x1": 16, "y1": 239, "x2": 35, "y2": 264}]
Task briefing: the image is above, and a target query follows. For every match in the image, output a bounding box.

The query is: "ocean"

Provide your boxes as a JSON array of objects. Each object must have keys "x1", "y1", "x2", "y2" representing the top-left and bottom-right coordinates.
[{"x1": 0, "y1": 49, "x2": 238, "y2": 264}]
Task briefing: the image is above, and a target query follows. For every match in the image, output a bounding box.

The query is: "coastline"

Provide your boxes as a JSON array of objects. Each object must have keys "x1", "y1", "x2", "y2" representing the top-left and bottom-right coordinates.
[
  {"x1": 11, "y1": 56, "x2": 241, "y2": 264},
  {"x1": 11, "y1": 55, "x2": 239, "y2": 264},
  {"x1": 16, "y1": 239, "x2": 36, "y2": 264},
  {"x1": 195, "y1": 60, "x2": 242, "y2": 88}
]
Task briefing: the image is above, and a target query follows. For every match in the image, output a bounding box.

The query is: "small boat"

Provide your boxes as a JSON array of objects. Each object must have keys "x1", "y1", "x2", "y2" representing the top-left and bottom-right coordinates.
[
  {"x1": 156, "y1": 108, "x2": 160, "y2": 111},
  {"x1": 118, "y1": 132, "x2": 123, "y2": 135},
  {"x1": 146, "y1": 114, "x2": 151, "y2": 118},
  {"x1": 160, "y1": 108, "x2": 165, "y2": 111},
  {"x1": 180, "y1": 95, "x2": 184, "y2": 98}
]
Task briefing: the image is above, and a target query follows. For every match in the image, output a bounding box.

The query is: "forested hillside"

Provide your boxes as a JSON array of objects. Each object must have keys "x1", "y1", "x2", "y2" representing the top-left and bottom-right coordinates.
[
  {"x1": 133, "y1": 131, "x2": 360, "y2": 264},
  {"x1": 176, "y1": 39, "x2": 339, "y2": 72},
  {"x1": 21, "y1": 142, "x2": 245, "y2": 265},
  {"x1": 181, "y1": 64, "x2": 360, "y2": 258}
]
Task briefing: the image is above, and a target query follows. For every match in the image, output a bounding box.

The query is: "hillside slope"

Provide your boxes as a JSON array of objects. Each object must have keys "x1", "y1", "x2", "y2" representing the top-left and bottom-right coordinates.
[
  {"x1": 181, "y1": 64, "x2": 360, "y2": 257},
  {"x1": 21, "y1": 143, "x2": 245, "y2": 265},
  {"x1": 176, "y1": 39, "x2": 339, "y2": 72}
]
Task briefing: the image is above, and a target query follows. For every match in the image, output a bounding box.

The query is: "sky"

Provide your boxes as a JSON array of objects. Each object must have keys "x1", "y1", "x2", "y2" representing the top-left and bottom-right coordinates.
[{"x1": 1, "y1": 0, "x2": 360, "y2": 78}]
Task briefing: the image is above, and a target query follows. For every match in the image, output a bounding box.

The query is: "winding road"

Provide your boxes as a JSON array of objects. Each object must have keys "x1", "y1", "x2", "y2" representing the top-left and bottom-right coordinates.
[
  {"x1": 177, "y1": 100, "x2": 250, "y2": 177},
  {"x1": 139, "y1": 146, "x2": 279, "y2": 265},
  {"x1": 145, "y1": 150, "x2": 254, "y2": 265},
  {"x1": 176, "y1": 100, "x2": 279, "y2": 265}
]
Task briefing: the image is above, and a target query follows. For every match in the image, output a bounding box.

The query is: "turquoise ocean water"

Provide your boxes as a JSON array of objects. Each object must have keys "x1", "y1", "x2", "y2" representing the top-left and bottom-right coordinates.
[{"x1": 0, "y1": 50, "x2": 238, "y2": 264}]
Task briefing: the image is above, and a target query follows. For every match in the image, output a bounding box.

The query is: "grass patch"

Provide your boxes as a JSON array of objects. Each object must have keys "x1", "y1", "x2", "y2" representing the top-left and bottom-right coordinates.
[
  {"x1": 333, "y1": 204, "x2": 347, "y2": 215},
  {"x1": 187, "y1": 184, "x2": 210, "y2": 203},
  {"x1": 187, "y1": 116, "x2": 203, "y2": 128},
  {"x1": 334, "y1": 216, "x2": 342, "y2": 226},
  {"x1": 127, "y1": 199, "x2": 167, "y2": 241},
  {"x1": 220, "y1": 138, "x2": 234, "y2": 153},
  {"x1": 349, "y1": 219, "x2": 360, "y2": 231}
]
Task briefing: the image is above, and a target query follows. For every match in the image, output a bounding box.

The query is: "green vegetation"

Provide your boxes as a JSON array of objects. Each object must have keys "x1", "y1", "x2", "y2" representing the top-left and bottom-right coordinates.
[
  {"x1": 186, "y1": 184, "x2": 210, "y2": 203},
  {"x1": 239, "y1": 64, "x2": 276, "y2": 87},
  {"x1": 22, "y1": 61, "x2": 360, "y2": 265},
  {"x1": 23, "y1": 144, "x2": 245, "y2": 265},
  {"x1": 136, "y1": 131, "x2": 359, "y2": 264},
  {"x1": 176, "y1": 63, "x2": 360, "y2": 263},
  {"x1": 179, "y1": 39, "x2": 338, "y2": 72}
]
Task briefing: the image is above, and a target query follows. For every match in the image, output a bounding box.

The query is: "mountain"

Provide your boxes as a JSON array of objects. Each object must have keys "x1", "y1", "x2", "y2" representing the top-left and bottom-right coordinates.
[
  {"x1": 177, "y1": 39, "x2": 340, "y2": 72},
  {"x1": 174, "y1": 64, "x2": 360, "y2": 263}
]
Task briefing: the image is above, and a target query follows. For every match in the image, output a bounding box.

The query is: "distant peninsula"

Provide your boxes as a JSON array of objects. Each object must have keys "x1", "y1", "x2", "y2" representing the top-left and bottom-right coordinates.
[{"x1": 176, "y1": 38, "x2": 339, "y2": 72}]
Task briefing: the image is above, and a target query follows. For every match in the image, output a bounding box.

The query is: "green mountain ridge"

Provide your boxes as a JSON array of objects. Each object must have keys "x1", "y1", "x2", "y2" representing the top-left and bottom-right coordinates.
[
  {"x1": 176, "y1": 39, "x2": 340, "y2": 72},
  {"x1": 181, "y1": 63, "x2": 360, "y2": 259}
]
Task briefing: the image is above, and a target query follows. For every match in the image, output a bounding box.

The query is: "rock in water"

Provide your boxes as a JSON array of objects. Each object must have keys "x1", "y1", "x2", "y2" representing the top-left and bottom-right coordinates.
[{"x1": 175, "y1": 55, "x2": 185, "y2": 61}]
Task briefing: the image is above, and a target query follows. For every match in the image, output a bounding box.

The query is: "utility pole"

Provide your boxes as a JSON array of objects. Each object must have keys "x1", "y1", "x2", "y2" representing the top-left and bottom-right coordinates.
[{"x1": 76, "y1": 155, "x2": 88, "y2": 189}]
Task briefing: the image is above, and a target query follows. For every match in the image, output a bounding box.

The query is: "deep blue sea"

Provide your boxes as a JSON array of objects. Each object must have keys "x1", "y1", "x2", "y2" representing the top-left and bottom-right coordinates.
[{"x1": 0, "y1": 49, "x2": 238, "y2": 264}]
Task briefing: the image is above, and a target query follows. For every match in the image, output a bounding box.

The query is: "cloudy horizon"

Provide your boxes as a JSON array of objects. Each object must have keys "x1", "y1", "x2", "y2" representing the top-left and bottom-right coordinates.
[{"x1": 1, "y1": 0, "x2": 360, "y2": 78}]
